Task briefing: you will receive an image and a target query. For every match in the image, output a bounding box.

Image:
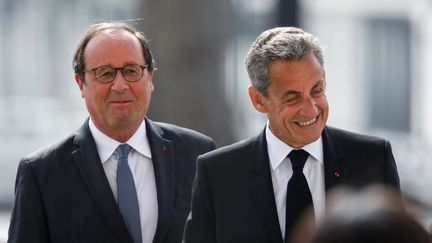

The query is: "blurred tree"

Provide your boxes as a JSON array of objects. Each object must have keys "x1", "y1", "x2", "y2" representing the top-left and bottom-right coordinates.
[
  {"x1": 279, "y1": 0, "x2": 299, "y2": 27},
  {"x1": 140, "y1": 0, "x2": 236, "y2": 146}
]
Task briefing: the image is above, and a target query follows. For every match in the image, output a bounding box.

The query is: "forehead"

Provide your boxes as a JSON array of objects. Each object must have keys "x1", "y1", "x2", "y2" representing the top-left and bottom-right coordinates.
[
  {"x1": 84, "y1": 29, "x2": 144, "y2": 66},
  {"x1": 268, "y1": 54, "x2": 325, "y2": 91}
]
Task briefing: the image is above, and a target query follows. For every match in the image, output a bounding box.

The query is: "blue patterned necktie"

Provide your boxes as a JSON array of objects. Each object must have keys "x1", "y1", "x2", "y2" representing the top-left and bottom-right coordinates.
[
  {"x1": 117, "y1": 144, "x2": 142, "y2": 243},
  {"x1": 285, "y1": 149, "x2": 314, "y2": 243}
]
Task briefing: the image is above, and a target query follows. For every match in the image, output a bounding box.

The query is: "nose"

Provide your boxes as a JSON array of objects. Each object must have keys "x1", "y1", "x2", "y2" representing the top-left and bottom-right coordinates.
[
  {"x1": 299, "y1": 97, "x2": 319, "y2": 117},
  {"x1": 110, "y1": 70, "x2": 129, "y2": 93}
]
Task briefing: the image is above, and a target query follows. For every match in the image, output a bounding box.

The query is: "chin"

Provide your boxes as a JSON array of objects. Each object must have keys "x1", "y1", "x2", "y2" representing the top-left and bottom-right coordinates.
[{"x1": 298, "y1": 133, "x2": 321, "y2": 145}]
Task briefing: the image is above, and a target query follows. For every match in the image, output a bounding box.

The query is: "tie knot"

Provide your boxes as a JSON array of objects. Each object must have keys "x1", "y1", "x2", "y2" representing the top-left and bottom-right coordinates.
[
  {"x1": 117, "y1": 144, "x2": 132, "y2": 159},
  {"x1": 288, "y1": 149, "x2": 309, "y2": 170}
]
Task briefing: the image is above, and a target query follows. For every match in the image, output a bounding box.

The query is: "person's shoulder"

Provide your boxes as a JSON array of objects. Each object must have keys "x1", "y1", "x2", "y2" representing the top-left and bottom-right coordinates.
[
  {"x1": 200, "y1": 135, "x2": 258, "y2": 160},
  {"x1": 21, "y1": 132, "x2": 77, "y2": 167},
  {"x1": 324, "y1": 126, "x2": 392, "y2": 155},
  {"x1": 149, "y1": 120, "x2": 213, "y2": 142},
  {"x1": 325, "y1": 126, "x2": 389, "y2": 144},
  {"x1": 193, "y1": 135, "x2": 261, "y2": 173}
]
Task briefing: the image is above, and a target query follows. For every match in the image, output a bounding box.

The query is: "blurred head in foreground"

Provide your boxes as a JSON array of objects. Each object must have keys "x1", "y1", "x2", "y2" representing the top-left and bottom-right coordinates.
[{"x1": 291, "y1": 186, "x2": 431, "y2": 243}]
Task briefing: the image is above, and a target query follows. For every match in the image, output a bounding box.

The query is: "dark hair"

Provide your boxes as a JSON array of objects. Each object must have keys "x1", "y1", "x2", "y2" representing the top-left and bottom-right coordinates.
[
  {"x1": 313, "y1": 210, "x2": 431, "y2": 243},
  {"x1": 72, "y1": 22, "x2": 155, "y2": 83},
  {"x1": 291, "y1": 186, "x2": 431, "y2": 243}
]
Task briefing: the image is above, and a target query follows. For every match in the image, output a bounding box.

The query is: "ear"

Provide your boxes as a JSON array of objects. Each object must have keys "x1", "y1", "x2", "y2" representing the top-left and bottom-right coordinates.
[
  {"x1": 75, "y1": 74, "x2": 85, "y2": 98},
  {"x1": 149, "y1": 80, "x2": 154, "y2": 92},
  {"x1": 147, "y1": 69, "x2": 155, "y2": 92},
  {"x1": 248, "y1": 86, "x2": 268, "y2": 113},
  {"x1": 323, "y1": 69, "x2": 327, "y2": 87},
  {"x1": 320, "y1": 68, "x2": 327, "y2": 92}
]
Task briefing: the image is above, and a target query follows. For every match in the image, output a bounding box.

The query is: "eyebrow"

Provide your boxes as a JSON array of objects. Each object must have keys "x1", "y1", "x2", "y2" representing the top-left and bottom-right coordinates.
[
  {"x1": 279, "y1": 79, "x2": 325, "y2": 100},
  {"x1": 280, "y1": 90, "x2": 301, "y2": 101},
  {"x1": 313, "y1": 80, "x2": 325, "y2": 89}
]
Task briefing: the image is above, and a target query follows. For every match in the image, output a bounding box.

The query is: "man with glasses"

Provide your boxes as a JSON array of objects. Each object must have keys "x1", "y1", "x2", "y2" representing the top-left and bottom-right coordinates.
[{"x1": 8, "y1": 22, "x2": 215, "y2": 243}]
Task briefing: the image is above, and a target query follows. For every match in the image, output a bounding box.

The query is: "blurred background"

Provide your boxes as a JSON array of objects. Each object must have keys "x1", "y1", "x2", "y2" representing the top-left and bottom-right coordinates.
[{"x1": 1, "y1": 0, "x2": 432, "y2": 241}]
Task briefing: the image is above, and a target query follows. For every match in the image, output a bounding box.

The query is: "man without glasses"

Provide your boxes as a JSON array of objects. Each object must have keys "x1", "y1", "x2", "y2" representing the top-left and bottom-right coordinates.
[{"x1": 183, "y1": 26, "x2": 400, "y2": 243}]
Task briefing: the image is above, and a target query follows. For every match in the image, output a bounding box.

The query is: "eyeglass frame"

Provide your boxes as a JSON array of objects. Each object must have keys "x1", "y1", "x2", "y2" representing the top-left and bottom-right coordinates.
[{"x1": 83, "y1": 64, "x2": 149, "y2": 83}]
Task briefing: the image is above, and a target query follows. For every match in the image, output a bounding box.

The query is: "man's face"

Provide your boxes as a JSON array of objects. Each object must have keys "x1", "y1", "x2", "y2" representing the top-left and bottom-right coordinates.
[
  {"x1": 76, "y1": 29, "x2": 154, "y2": 137},
  {"x1": 249, "y1": 53, "x2": 328, "y2": 148}
]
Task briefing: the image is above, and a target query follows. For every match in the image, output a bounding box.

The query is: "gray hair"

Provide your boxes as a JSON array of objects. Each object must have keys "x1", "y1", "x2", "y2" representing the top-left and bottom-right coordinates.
[
  {"x1": 73, "y1": 22, "x2": 155, "y2": 83},
  {"x1": 245, "y1": 27, "x2": 324, "y2": 96}
]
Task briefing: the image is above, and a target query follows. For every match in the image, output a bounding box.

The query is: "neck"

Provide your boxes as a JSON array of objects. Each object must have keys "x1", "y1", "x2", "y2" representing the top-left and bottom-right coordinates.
[{"x1": 93, "y1": 119, "x2": 143, "y2": 143}]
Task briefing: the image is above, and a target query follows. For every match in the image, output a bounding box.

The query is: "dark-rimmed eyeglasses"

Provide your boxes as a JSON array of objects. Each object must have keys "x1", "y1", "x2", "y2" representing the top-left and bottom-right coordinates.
[{"x1": 84, "y1": 64, "x2": 148, "y2": 83}]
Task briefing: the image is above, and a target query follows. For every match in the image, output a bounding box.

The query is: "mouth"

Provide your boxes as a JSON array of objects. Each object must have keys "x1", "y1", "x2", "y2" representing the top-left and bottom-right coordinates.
[
  {"x1": 111, "y1": 100, "x2": 132, "y2": 104},
  {"x1": 295, "y1": 116, "x2": 317, "y2": 127}
]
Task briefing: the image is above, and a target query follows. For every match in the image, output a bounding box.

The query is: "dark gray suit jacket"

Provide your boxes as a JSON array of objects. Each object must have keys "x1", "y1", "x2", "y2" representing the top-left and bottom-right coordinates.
[
  {"x1": 183, "y1": 126, "x2": 400, "y2": 243},
  {"x1": 8, "y1": 118, "x2": 216, "y2": 243}
]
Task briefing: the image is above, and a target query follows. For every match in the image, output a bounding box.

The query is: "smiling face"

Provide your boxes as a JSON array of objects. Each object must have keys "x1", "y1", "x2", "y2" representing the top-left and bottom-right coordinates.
[
  {"x1": 248, "y1": 53, "x2": 328, "y2": 148},
  {"x1": 75, "y1": 29, "x2": 154, "y2": 142}
]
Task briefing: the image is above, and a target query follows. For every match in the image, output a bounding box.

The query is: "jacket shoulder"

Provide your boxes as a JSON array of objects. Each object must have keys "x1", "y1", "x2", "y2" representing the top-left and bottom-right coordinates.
[
  {"x1": 324, "y1": 126, "x2": 392, "y2": 156},
  {"x1": 21, "y1": 133, "x2": 77, "y2": 167},
  {"x1": 150, "y1": 120, "x2": 214, "y2": 143},
  {"x1": 199, "y1": 135, "x2": 258, "y2": 162},
  {"x1": 325, "y1": 126, "x2": 389, "y2": 144}
]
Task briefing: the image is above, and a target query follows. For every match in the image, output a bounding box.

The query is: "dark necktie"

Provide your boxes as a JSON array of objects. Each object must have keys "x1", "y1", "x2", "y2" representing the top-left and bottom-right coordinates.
[
  {"x1": 285, "y1": 149, "x2": 314, "y2": 243},
  {"x1": 117, "y1": 144, "x2": 142, "y2": 243}
]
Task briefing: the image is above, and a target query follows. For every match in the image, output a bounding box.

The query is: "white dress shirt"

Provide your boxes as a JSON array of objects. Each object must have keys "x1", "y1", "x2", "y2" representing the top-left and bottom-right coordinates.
[
  {"x1": 89, "y1": 118, "x2": 158, "y2": 243},
  {"x1": 266, "y1": 124, "x2": 325, "y2": 238}
]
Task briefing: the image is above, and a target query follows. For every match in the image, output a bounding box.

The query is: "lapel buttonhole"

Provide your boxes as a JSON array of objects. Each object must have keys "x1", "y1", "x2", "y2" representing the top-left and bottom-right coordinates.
[{"x1": 161, "y1": 146, "x2": 168, "y2": 152}]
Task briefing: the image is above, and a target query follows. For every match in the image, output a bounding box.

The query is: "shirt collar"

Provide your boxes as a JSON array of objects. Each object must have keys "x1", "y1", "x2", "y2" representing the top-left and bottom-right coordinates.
[
  {"x1": 89, "y1": 118, "x2": 152, "y2": 164},
  {"x1": 265, "y1": 122, "x2": 323, "y2": 170}
]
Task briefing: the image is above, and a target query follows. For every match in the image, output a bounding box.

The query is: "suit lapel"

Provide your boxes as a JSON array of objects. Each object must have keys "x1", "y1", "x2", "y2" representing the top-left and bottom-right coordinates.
[
  {"x1": 247, "y1": 126, "x2": 347, "y2": 242},
  {"x1": 145, "y1": 119, "x2": 175, "y2": 243},
  {"x1": 322, "y1": 127, "x2": 348, "y2": 191},
  {"x1": 249, "y1": 129, "x2": 284, "y2": 243},
  {"x1": 71, "y1": 120, "x2": 133, "y2": 242}
]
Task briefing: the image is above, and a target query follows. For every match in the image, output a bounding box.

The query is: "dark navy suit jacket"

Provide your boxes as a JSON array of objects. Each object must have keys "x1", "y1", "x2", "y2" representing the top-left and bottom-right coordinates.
[
  {"x1": 183, "y1": 126, "x2": 400, "y2": 243},
  {"x1": 8, "y1": 118, "x2": 216, "y2": 243}
]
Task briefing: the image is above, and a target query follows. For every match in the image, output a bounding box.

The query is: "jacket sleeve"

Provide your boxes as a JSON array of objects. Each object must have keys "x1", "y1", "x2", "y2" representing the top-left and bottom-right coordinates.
[
  {"x1": 8, "y1": 159, "x2": 49, "y2": 243},
  {"x1": 183, "y1": 155, "x2": 216, "y2": 243}
]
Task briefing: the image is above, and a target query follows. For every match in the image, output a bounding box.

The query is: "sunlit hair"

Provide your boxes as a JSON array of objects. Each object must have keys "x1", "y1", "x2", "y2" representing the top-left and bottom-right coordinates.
[
  {"x1": 72, "y1": 22, "x2": 155, "y2": 83},
  {"x1": 245, "y1": 27, "x2": 324, "y2": 97}
]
